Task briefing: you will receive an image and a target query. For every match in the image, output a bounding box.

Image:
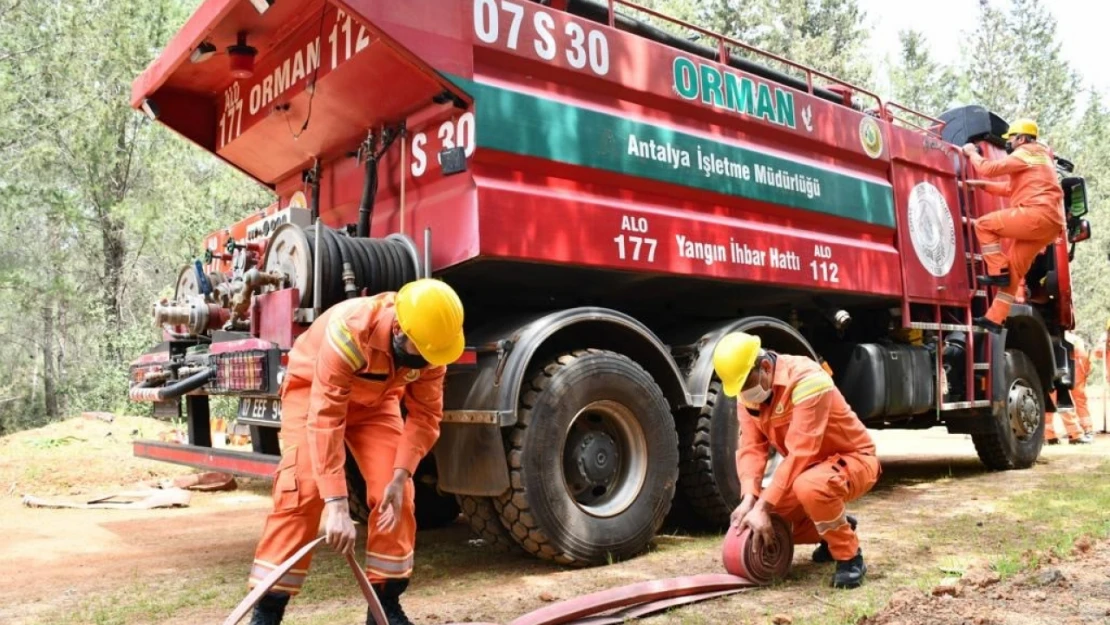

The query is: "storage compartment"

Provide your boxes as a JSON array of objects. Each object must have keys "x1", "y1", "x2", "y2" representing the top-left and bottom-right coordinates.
[{"x1": 832, "y1": 343, "x2": 935, "y2": 421}]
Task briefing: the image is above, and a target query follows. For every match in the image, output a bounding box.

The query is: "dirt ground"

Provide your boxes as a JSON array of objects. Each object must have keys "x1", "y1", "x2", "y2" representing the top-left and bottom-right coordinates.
[
  {"x1": 860, "y1": 539, "x2": 1110, "y2": 625},
  {"x1": 2, "y1": 414, "x2": 1110, "y2": 625}
]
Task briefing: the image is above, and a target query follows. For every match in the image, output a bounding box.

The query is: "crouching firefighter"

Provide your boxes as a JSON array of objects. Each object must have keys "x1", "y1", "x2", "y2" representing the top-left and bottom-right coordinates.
[
  {"x1": 247, "y1": 279, "x2": 466, "y2": 625},
  {"x1": 713, "y1": 332, "x2": 881, "y2": 589}
]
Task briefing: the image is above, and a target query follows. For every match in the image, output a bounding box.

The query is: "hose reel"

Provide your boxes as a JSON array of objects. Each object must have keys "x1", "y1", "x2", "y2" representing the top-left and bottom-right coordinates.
[{"x1": 261, "y1": 223, "x2": 422, "y2": 310}]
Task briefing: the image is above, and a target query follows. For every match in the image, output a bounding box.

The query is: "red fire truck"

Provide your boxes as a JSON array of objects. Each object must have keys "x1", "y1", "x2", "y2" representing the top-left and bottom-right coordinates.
[{"x1": 126, "y1": 0, "x2": 1094, "y2": 565}]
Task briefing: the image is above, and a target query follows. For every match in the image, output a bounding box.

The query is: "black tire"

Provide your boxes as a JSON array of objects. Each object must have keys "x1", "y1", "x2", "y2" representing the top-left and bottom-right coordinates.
[
  {"x1": 677, "y1": 381, "x2": 740, "y2": 526},
  {"x1": 458, "y1": 495, "x2": 520, "y2": 552},
  {"x1": 345, "y1": 451, "x2": 372, "y2": 524},
  {"x1": 414, "y1": 481, "x2": 462, "y2": 529},
  {"x1": 972, "y1": 349, "x2": 1046, "y2": 470},
  {"x1": 494, "y1": 349, "x2": 680, "y2": 566},
  {"x1": 343, "y1": 452, "x2": 461, "y2": 528},
  {"x1": 677, "y1": 381, "x2": 781, "y2": 528}
]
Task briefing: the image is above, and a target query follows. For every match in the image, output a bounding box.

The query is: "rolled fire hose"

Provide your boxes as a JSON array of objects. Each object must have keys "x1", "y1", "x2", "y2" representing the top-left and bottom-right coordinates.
[{"x1": 223, "y1": 515, "x2": 794, "y2": 625}]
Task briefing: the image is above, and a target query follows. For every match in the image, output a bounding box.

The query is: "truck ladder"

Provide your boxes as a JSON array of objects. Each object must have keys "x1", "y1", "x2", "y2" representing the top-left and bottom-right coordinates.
[{"x1": 954, "y1": 149, "x2": 994, "y2": 411}]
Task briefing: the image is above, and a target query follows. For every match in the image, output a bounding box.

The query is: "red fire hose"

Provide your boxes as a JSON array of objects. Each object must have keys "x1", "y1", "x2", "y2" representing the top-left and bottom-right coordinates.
[{"x1": 224, "y1": 516, "x2": 794, "y2": 625}]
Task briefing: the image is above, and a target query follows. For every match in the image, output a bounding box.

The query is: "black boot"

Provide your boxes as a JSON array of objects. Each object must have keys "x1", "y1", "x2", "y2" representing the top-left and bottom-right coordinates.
[
  {"x1": 973, "y1": 316, "x2": 1004, "y2": 333},
  {"x1": 369, "y1": 579, "x2": 414, "y2": 625},
  {"x1": 832, "y1": 550, "x2": 867, "y2": 589},
  {"x1": 977, "y1": 272, "x2": 1011, "y2": 287},
  {"x1": 249, "y1": 592, "x2": 289, "y2": 625},
  {"x1": 812, "y1": 515, "x2": 858, "y2": 563}
]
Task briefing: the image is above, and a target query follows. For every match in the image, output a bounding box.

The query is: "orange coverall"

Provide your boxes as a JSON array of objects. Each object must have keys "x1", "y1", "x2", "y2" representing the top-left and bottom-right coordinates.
[
  {"x1": 969, "y1": 142, "x2": 1065, "y2": 325},
  {"x1": 736, "y1": 354, "x2": 880, "y2": 561},
  {"x1": 1073, "y1": 343, "x2": 1092, "y2": 433},
  {"x1": 249, "y1": 293, "x2": 445, "y2": 595},
  {"x1": 1044, "y1": 389, "x2": 1083, "y2": 442}
]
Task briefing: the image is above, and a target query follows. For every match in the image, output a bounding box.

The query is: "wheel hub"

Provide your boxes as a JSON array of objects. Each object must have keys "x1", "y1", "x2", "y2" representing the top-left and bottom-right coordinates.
[
  {"x1": 560, "y1": 400, "x2": 648, "y2": 518},
  {"x1": 568, "y1": 430, "x2": 620, "y2": 488},
  {"x1": 1007, "y1": 380, "x2": 1040, "y2": 440}
]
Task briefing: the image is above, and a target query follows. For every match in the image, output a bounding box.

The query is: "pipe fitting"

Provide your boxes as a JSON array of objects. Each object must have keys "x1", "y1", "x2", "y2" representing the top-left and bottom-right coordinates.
[
  {"x1": 129, "y1": 367, "x2": 216, "y2": 402},
  {"x1": 343, "y1": 261, "x2": 357, "y2": 299},
  {"x1": 152, "y1": 299, "x2": 230, "y2": 336},
  {"x1": 229, "y1": 269, "x2": 286, "y2": 323}
]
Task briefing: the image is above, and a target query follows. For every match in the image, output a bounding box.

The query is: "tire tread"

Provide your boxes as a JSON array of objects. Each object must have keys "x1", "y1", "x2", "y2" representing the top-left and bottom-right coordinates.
[{"x1": 494, "y1": 348, "x2": 675, "y2": 566}]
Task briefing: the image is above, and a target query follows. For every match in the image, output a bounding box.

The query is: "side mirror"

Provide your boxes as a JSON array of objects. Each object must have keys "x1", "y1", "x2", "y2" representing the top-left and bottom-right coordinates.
[
  {"x1": 1068, "y1": 218, "x2": 1091, "y2": 243},
  {"x1": 1061, "y1": 176, "x2": 1089, "y2": 219}
]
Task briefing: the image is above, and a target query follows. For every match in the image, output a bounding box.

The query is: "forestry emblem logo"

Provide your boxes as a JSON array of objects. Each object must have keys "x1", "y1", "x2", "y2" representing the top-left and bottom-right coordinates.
[
  {"x1": 907, "y1": 181, "x2": 956, "y2": 278},
  {"x1": 859, "y1": 116, "x2": 884, "y2": 159}
]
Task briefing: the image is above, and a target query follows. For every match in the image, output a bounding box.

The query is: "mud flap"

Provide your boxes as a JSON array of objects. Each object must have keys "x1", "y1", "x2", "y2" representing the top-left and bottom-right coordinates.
[{"x1": 433, "y1": 422, "x2": 511, "y2": 496}]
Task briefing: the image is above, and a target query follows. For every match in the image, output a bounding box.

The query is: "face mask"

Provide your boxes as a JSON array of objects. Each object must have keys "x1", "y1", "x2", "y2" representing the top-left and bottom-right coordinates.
[
  {"x1": 392, "y1": 331, "x2": 428, "y2": 370},
  {"x1": 741, "y1": 382, "x2": 771, "y2": 405},
  {"x1": 1004, "y1": 140, "x2": 1014, "y2": 154}
]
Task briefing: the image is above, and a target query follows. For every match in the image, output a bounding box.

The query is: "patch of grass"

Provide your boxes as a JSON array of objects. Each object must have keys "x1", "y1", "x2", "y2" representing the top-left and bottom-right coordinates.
[
  {"x1": 0, "y1": 415, "x2": 186, "y2": 495},
  {"x1": 985, "y1": 461, "x2": 1110, "y2": 579},
  {"x1": 20, "y1": 452, "x2": 1110, "y2": 625}
]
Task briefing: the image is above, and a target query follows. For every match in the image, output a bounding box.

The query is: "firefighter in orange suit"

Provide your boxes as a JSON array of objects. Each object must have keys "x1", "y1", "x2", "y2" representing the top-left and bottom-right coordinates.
[
  {"x1": 1047, "y1": 331, "x2": 1094, "y2": 444},
  {"x1": 1044, "y1": 389, "x2": 1089, "y2": 445},
  {"x1": 247, "y1": 279, "x2": 465, "y2": 625},
  {"x1": 961, "y1": 118, "x2": 1065, "y2": 333},
  {"x1": 1071, "y1": 332, "x2": 1095, "y2": 438},
  {"x1": 713, "y1": 332, "x2": 880, "y2": 589}
]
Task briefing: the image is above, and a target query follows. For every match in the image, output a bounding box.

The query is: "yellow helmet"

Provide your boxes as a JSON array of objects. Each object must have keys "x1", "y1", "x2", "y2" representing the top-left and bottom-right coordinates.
[
  {"x1": 712, "y1": 332, "x2": 762, "y2": 398},
  {"x1": 1002, "y1": 118, "x2": 1039, "y2": 140},
  {"x1": 394, "y1": 279, "x2": 465, "y2": 367}
]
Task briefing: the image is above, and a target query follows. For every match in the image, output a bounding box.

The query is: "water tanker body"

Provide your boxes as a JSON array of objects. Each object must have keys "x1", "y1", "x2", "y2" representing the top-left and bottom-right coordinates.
[{"x1": 126, "y1": 0, "x2": 1094, "y2": 565}]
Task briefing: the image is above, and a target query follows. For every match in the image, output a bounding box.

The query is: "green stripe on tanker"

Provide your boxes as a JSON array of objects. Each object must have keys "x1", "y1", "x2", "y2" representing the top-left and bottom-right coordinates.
[{"x1": 447, "y1": 75, "x2": 895, "y2": 228}]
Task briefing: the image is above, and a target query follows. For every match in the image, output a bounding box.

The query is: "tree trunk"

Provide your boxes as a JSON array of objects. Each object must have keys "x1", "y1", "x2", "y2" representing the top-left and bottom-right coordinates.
[
  {"x1": 42, "y1": 304, "x2": 59, "y2": 420},
  {"x1": 100, "y1": 214, "x2": 126, "y2": 359},
  {"x1": 56, "y1": 305, "x2": 67, "y2": 415}
]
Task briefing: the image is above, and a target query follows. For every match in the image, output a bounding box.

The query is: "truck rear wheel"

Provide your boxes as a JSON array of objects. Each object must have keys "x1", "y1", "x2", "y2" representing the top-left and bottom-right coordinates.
[
  {"x1": 458, "y1": 495, "x2": 520, "y2": 552},
  {"x1": 972, "y1": 349, "x2": 1045, "y2": 470},
  {"x1": 494, "y1": 349, "x2": 679, "y2": 565},
  {"x1": 677, "y1": 381, "x2": 781, "y2": 527}
]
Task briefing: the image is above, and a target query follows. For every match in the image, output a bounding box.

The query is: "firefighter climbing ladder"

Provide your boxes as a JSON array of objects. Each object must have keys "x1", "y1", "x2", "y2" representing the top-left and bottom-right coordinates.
[{"x1": 889, "y1": 107, "x2": 994, "y2": 414}]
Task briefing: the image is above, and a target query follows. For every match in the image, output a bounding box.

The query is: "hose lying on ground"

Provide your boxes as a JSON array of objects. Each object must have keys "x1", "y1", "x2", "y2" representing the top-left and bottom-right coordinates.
[{"x1": 223, "y1": 515, "x2": 795, "y2": 625}]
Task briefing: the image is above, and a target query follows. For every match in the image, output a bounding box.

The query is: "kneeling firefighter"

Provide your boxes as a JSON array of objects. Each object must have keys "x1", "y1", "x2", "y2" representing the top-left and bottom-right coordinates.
[
  {"x1": 248, "y1": 279, "x2": 466, "y2": 625},
  {"x1": 713, "y1": 332, "x2": 881, "y2": 589}
]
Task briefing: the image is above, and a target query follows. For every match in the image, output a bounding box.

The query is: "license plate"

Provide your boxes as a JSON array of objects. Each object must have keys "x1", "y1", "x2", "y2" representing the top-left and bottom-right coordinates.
[{"x1": 237, "y1": 397, "x2": 282, "y2": 425}]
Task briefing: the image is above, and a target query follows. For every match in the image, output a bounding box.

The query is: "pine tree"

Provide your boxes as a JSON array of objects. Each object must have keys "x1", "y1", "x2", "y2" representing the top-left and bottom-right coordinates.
[
  {"x1": 967, "y1": 0, "x2": 1080, "y2": 144},
  {"x1": 889, "y1": 29, "x2": 958, "y2": 116},
  {"x1": 1064, "y1": 92, "x2": 1110, "y2": 342},
  {"x1": 636, "y1": 0, "x2": 874, "y2": 88}
]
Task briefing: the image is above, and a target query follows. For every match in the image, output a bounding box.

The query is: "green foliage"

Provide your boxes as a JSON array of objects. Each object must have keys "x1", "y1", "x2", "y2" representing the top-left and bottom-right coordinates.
[
  {"x1": 0, "y1": 0, "x2": 1107, "y2": 434},
  {"x1": 0, "y1": 0, "x2": 270, "y2": 432},
  {"x1": 966, "y1": 0, "x2": 1081, "y2": 146},
  {"x1": 633, "y1": 0, "x2": 875, "y2": 88},
  {"x1": 889, "y1": 30, "x2": 958, "y2": 116}
]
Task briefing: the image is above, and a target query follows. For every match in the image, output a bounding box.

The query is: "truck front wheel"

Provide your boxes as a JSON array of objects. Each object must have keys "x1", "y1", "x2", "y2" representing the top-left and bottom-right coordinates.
[
  {"x1": 972, "y1": 349, "x2": 1045, "y2": 470},
  {"x1": 494, "y1": 349, "x2": 679, "y2": 565}
]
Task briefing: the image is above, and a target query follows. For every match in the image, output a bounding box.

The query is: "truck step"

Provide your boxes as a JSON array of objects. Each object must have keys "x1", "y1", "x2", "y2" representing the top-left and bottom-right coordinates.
[
  {"x1": 910, "y1": 321, "x2": 971, "y2": 332},
  {"x1": 973, "y1": 363, "x2": 990, "y2": 370},
  {"x1": 940, "y1": 400, "x2": 991, "y2": 410},
  {"x1": 908, "y1": 321, "x2": 991, "y2": 334},
  {"x1": 974, "y1": 289, "x2": 988, "y2": 298},
  {"x1": 965, "y1": 252, "x2": 983, "y2": 261}
]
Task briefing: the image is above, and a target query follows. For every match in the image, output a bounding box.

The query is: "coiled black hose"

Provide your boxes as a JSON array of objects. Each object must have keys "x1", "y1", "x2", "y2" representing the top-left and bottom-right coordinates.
[{"x1": 304, "y1": 225, "x2": 420, "y2": 309}]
